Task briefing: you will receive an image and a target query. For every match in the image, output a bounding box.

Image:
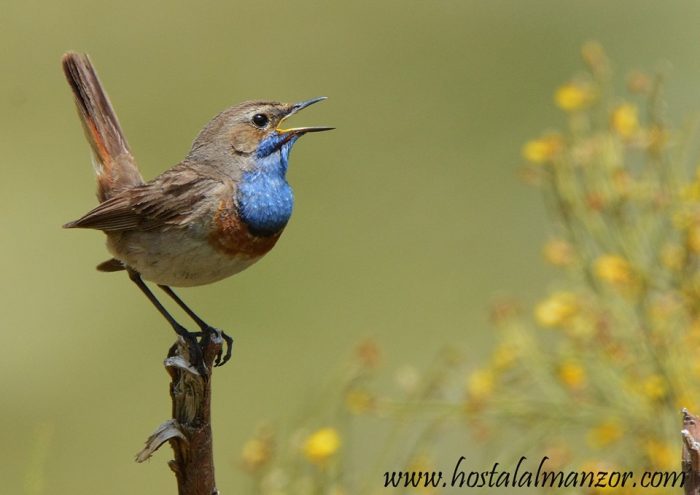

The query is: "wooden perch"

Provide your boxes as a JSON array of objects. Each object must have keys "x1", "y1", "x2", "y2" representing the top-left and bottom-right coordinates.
[
  {"x1": 682, "y1": 409, "x2": 700, "y2": 495},
  {"x1": 136, "y1": 334, "x2": 223, "y2": 495}
]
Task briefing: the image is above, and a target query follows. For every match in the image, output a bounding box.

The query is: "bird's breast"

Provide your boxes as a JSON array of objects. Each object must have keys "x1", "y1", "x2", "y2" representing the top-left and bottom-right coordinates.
[
  {"x1": 208, "y1": 196, "x2": 282, "y2": 258},
  {"x1": 235, "y1": 168, "x2": 294, "y2": 236}
]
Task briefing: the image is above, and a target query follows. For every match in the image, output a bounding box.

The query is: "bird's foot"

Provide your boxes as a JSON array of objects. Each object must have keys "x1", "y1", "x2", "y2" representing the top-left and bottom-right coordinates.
[
  {"x1": 196, "y1": 327, "x2": 234, "y2": 367},
  {"x1": 215, "y1": 330, "x2": 234, "y2": 367}
]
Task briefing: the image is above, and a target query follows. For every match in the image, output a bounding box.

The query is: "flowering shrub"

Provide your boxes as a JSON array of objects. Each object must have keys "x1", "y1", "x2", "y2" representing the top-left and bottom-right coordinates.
[{"x1": 237, "y1": 43, "x2": 694, "y2": 494}]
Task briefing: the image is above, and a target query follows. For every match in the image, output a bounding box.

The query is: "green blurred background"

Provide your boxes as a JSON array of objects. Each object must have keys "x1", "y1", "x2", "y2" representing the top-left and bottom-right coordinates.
[{"x1": 3, "y1": 0, "x2": 700, "y2": 492}]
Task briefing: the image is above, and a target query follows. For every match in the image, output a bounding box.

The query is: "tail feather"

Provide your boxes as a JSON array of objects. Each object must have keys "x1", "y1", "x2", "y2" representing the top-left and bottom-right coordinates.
[
  {"x1": 96, "y1": 258, "x2": 126, "y2": 272},
  {"x1": 62, "y1": 52, "x2": 144, "y2": 202}
]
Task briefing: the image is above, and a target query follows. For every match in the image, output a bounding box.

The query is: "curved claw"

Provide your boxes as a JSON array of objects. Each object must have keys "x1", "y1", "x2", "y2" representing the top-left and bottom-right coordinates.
[
  {"x1": 215, "y1": 331, "x2": 234, "y2": 367},
  {"x1": 196, "y1": 327, "x2": 233, "y2": 368}
]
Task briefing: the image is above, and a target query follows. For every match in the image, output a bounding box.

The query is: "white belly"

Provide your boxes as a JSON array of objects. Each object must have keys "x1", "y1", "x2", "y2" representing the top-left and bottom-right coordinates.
[{"x1": 106, "y1": 228, "x2": 262, "y2": 287}]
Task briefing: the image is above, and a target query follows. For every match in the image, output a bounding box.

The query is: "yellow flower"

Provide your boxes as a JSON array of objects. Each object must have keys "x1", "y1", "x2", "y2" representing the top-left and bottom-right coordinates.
[
  {"x1": 691, "y1": 318, "x2": 700, "y2": 334},
  {"x1": 489, "y1": 299, "x2": 520, "y2": 325},
  {"x1": 585, "y1": 192, "x2": 606, "y2": 212},
  {"x1": 522, "y1": 134, "x2": 563, "y2": 163},
  {"x1": 627, "y1": 71, "x2": 651, "y2": 94},
  {"x1": 344, "y1": 389, "x2": 374, "y2": 415},
  {"x1": 645, "y1": 440, "x2": 676, "y2": 470},
  {"x1": 543, "y1": 239, "x2": 574, "y2": 267},
  {"x1": 675, "y1": 391, "x2": 699, "y2": 413},
  {"x1": 647, "y1": 294, "x2": 679, "y2": 324},
  {"x1": 612, "y1": 170, "x2": 632, "y2": 198},
  {"x1": 685, "y1": 319, "x2": 700, "y2": 348},
  {"x1": 303, "y1": 428, "x2": 341, "y2": 464},
  {"x1": 534, "y1": 292, "x2": 579, "y2": 328},
  {"x1": 466, "y1": 369, "x2": 495, "y2": 401},
  {"x1": 640, "y1": 374, "x2": 667, "y2": 401},
  {"x1": 587, "y1": 419, "x2": 623, "y2": 448},
  {"x1": 681, "y1": 181, "x2": 700, "y2": 202},
  {"x1": 661, "y1": 243, "x2": 684, "y2": 271},
  {"x1": 687, "y1": 225, "x2": 700, "y2": 253},
  {"x1": 555, "y1": 82, "x2": 593, "y2": 111},
  {"x1": 541, "y1": 443, "x2": 571, "y2": 471},
  {"x1": 673, "y1": 210, "x2": 693, "y2": 230},
  {"x1": 581, "y1": 41, "x2": 608, "y2": 75},
  {"x1": 611, "y1": 103, "x2": 639, "y2": 138},
  {"x1": 395, "y1": 365, "x2": 420, "y2": 393},
  {"x1": 407, "y1": 455, "x2": 438, "y2": 495},
  {"x1": 558, "y1": 360, "x2": 586, "y2": 391},
  {"x1": 240, "y1": 426, "x2": 274, "y2": 473},
  {"x1": 647, "y1": 124, "x2": 668, "y2": 155},
  {"x1": 565, "y1": 314, "x2": 596, "y2": 340},
  {"x1": 594, "y1": 254, "x2": 634, "y2": 286},
  {"x1": 356, "y1": 339, "x2": 381, "y2": 369},
  {"x1": 241, "y1": 438, "x2": 273, "y2": 473},
  {"x1": 491, "y1": 343, "x2": 518, "y2": 371}
]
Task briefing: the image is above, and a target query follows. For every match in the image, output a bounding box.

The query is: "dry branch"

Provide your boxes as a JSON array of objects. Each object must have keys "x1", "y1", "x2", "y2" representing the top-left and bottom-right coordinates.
[
  {"x1": 682, "y1": 409, "x2": 700, "y2": 495},
  {"x1": 136, "y1": 334, "x2": 223, "y2": 495}
]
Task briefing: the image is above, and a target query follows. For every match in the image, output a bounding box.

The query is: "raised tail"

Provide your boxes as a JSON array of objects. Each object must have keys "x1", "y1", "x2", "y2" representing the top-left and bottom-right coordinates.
[{"x1": 62, "y1": 52, "x2": 144, "y2": 202}]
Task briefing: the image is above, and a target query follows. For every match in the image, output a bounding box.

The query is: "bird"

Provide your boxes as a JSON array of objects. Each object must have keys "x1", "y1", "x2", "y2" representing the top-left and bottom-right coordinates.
[{"x1": 61, "y1": 52, "x2": 332, "y2": 375}]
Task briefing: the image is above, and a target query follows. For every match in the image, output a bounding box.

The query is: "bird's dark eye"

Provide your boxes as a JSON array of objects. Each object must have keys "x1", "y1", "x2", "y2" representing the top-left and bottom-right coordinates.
[{"x1": 252, "y1": 113, "x2": 269, "y2": 128}]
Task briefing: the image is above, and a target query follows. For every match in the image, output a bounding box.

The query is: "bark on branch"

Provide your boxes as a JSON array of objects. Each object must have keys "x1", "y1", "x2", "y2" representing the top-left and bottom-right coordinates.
[
  {"x1": 682, "y1": 408, "x2": 700, "y2": 495},
  {"x1": 136, "y1": 335, "x2": 223, "y2": 495}
]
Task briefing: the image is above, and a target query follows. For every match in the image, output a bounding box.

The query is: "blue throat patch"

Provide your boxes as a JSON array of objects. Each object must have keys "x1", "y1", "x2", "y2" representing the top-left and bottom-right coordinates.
[{"x1": 236, "y1": 133, "x2": 298, "y2": 237}]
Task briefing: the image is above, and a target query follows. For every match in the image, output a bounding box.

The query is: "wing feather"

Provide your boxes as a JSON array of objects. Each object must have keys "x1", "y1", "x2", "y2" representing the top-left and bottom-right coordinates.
[{"x1": 64, "y1": 165, "x2": 227, "y2": 232}]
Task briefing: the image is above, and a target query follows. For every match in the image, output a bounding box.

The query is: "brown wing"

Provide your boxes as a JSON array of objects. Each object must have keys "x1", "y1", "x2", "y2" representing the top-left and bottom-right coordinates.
[{"x1": 64, "y1": 166, "x2": 226, "y2": 232}]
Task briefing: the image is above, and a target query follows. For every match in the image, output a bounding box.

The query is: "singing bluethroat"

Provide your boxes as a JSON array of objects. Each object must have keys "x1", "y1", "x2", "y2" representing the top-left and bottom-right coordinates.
[{"x1": 62, "y1": 52, "x2": 332, "y2": 374}]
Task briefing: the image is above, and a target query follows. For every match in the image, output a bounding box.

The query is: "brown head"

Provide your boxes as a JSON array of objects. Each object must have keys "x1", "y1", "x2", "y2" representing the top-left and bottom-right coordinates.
[{"x1": 187, "y1": 97, "x2": 332, "y2": 169}]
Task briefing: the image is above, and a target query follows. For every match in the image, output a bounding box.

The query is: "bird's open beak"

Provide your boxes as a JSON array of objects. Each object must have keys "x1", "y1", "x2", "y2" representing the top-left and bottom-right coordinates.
[{"x1": 276, "y1": 97, "x2": 334, "y2": 137}]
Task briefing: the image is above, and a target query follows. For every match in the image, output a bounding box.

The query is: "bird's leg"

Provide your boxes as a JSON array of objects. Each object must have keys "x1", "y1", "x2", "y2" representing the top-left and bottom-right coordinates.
[
  {"x1": 158, "y1": 285, "x2": 234, "y2": 367},
  {"x1": 126, "y1": 268, "x2": 207, "y2": 376}
]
